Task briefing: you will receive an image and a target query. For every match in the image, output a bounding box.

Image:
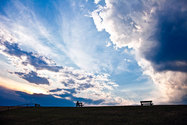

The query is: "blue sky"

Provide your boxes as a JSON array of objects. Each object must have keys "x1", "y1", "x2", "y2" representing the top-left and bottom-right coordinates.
[{"x1": 0, "y1": 0, "x2": 186, "y2": 106}]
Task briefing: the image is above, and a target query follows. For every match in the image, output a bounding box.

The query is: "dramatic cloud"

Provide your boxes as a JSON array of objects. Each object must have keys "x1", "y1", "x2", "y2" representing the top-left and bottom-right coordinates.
[
  {"x1": 1, "y1": 41, "x2": 62, "y2": 72},
  {"x1": 92, "y1": 0, "x2": 187, "y2": 103},
  {"x1": 0, "y1": 33, "x2": 131, "y2": 105},
  {"x1": 0, "y1": 86, "x2": 74, "y2": 106},
  {"x1": 1, "y1": 0, "x2": 185, "y2": 106},
  {"x1": 143, "y1": 0, "x2": 187, "y2": 73},
  {"x1": 15, "y1": 71, "x2": 50, "y2": 85},
  {"x1": 0, "y1": 76, "x2": 48, "y2": 95}
]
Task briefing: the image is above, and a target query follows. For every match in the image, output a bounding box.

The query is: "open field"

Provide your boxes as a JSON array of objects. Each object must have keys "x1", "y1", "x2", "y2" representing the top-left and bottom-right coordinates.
[{"x1": 0, "y1": 105, "x2": 187, "y2": 125}]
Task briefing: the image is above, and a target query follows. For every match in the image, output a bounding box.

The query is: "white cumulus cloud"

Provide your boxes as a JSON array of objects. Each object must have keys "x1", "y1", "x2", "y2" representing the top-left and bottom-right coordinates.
[{"x1": 92, "y1": 0, "x2": 187, "y2": 104}]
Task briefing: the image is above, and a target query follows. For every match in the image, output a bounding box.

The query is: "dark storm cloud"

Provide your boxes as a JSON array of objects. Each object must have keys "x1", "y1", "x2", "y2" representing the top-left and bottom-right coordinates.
[
  {"x1": 49, "y1": 88, "x2": 63, "y2": 92},
  {"x1": 144, "y1": 0, "x2": 187, "y2": 72},
  {"x1": 78, "y1": 84, "x2": 94, "y2": 90},
  {"x1": 1, "y1": 41, "x2": 62, "y2": 72},
  {"x1": 62, "y1": 79, "x2": 75, "y2": 87},
  {"x1": 0, "y1": 86, "x2": 74, "y2": 106},
  {"x1": 0, "y1": 86, "x2": 25, "y2": 105},
  {"x1": 0, "y1": 85, "x2": 104, "y2": 106},
  {"x1": 3, "y1": 41, "x2": 26, "y2": 57},
  {"x1": 15, "y1": 71, "x2": 49, "y2": 85},
  {"x1": 58, "y1": 93, "x2": 104, "y2": 105},
  {"x1": 74, "y1": 97, "x2": 104, "y2": 105},
  {"x1": 62, "y1": 77, "x2": 94, "y2": 91}
]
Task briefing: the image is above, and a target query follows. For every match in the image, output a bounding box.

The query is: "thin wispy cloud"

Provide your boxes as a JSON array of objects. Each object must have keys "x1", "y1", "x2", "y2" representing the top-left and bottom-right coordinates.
[
  {"x1": 0, "y1": 0, "x2": 186, "y2": 106},
  {"x1": 0, "y1": 36, "x2": 131, "y2": 105}
]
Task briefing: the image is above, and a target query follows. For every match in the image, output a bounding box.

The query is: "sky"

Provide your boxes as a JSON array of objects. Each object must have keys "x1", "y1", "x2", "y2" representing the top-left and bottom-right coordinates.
[{"x1": 0, "y1": 0, "x2": 186, "y2": 106}]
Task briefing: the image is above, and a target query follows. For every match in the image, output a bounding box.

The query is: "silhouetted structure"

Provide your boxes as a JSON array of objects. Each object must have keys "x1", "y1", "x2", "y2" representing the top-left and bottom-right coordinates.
[
  {"x1": 76, "y1": 101, "x2": 83, "y2": 107},
  {"x1": 140, "y1": 101, "x2": 153, "y2": 106},
  {"x1": 35, "y1": 104, "x2": 40, "y2": 107}
]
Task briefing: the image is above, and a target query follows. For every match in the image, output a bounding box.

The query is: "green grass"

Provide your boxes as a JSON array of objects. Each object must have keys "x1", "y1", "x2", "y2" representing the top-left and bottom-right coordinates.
[{"x1": 0, "y1": 105, "x2": 187, "y2": 125}]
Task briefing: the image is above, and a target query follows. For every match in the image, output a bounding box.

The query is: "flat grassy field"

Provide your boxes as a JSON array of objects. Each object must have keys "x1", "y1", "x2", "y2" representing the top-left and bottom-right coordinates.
[{"x1": 0, "y1": 105, "x2": 186, "y2": 125}]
